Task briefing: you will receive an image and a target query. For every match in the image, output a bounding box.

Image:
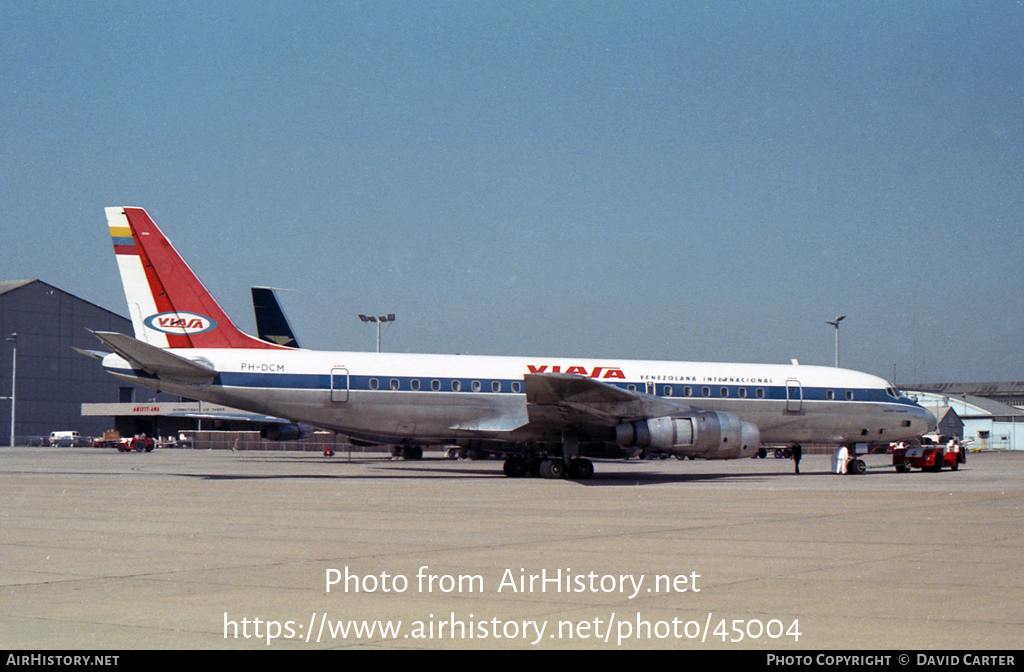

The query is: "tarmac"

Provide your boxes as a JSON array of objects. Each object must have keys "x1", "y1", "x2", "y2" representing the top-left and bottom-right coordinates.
[{"x1": 1, "y1": 447, "x2": 1022, "y2": 650}]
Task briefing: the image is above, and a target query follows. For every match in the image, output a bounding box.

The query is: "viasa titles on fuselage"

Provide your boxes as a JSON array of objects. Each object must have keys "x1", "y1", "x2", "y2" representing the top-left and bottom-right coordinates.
[{"x1": 91, "y1": 207, "x2": 936, "y2": 479}]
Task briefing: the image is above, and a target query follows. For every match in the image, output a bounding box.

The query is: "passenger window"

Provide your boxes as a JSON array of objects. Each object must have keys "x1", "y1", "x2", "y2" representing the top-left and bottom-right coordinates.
[
  {"x1": 702, "y1": 387, "x2": 710, "y2": 397},
  {"x1": 827, "y1": 390, "x2": 835, "y2": 400},
  {"x1": 411, "y1": 379, "x2": 421, "y2": 391},
  {"x1": 511, "y1": 381, "x2": 522, "y2": 393},
  {"x1": 720, "y1": 387, "x2": 729, "y2": 397},
  {"x1": 431, "y1": 379, "x2": 440, "y2": 391},
  {"x1": 756, "y1": 388, "x2": 765, "y2": 399},
  {"x1": 472, "y1": 381, "x2": 481, "y2": 392},
  {"x1": 452, "y1": 380, "x2": 462, "y2": 392},
  {"x1": 846, "y1": 390, "x2": 854, "y2": 401},
  {"x1": 738, "y1": 388, "x2": 747, "y2": 398},
  {"x1": 492, "y1": 381, "x2": 501, "y2": 393},
  {"x1": 390, "y1": 379, "x2": 400, "y2": 390},
  {"x1": 627, "y1": 384, "x2": 637, "y2": 392},
  {"x1": 369, "y1": 378, "x2": 379, "y2": 390},
  {"x1": 684, "y1": 386, "x2": 692, "y2": 397},
  {"x1": 665, "y1": 385, "x2": 673, "y2": 397}
]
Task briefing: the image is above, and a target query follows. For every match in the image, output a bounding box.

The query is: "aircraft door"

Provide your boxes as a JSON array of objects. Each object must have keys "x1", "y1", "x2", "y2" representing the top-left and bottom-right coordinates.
[
  {"x1": 786, "y1": 379, "x2": 802, "y2": 412},
  {"x1": 331, "y1": 368, "x2": 349, "y2": 402}
]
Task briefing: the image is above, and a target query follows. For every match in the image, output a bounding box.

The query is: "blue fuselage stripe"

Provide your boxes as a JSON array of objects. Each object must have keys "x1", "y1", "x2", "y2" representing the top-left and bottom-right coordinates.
[{"x1": 182, "y1": 371, "x2": 915, "y2": 405}]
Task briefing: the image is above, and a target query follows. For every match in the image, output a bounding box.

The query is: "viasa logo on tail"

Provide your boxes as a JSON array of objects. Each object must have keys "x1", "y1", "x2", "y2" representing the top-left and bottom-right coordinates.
[
  {"x1": 144, "y1": 312, "x2": 218, "y2": 335},
  {"x1": 527, "y1": 364, "x2": 625, "y2": 379}
]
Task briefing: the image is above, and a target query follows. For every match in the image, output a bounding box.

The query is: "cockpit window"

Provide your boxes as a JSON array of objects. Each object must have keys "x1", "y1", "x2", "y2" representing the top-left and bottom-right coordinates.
[{"x1": 886, "y1": 386, "x2": 901, "y2": 399}]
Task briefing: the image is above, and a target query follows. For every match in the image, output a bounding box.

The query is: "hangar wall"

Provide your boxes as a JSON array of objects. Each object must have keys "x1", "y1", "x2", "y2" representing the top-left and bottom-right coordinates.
[{"x1": 0, "y1": 280, "x2": 133, "y2": 443}]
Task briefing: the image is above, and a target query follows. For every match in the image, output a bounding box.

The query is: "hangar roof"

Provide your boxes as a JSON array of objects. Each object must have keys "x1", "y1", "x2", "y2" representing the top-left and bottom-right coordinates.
[
  {"x1": 906, "y1": 381, "x2": 1024, "y2": 397},
  {"x1": 0, "y1": 279, "x2": 127, "y2": 320}
]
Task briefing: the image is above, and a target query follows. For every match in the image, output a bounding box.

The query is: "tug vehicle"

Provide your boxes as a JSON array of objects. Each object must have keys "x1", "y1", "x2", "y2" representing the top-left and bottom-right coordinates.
[
  {"x1": 116, "y1": 434, "x2": 155, "y2": 453},
  {"x1": 892, "y1": 438, "x2": 964, "y2": 472}
]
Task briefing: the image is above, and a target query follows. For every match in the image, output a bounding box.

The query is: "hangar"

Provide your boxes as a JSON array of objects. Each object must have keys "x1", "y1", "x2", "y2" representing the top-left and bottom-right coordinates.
[
  {"x1": 0, "y1": 280, "x2": 132, "y2": 444},
  {"x1": 904, "y1": 384, "x2": 1024, "y2": 451}
]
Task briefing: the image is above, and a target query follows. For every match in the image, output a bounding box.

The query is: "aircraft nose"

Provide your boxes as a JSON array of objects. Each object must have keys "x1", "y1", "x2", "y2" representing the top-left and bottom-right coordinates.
[{"x1": 917, "y1": 405, "x2": 938, "y2": 433}]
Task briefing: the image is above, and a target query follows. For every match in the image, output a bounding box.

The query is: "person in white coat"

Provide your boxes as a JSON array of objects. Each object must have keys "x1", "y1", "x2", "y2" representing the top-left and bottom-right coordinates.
[{"x1": 832, "y1": 446, "x2": 849, "y2": 474}]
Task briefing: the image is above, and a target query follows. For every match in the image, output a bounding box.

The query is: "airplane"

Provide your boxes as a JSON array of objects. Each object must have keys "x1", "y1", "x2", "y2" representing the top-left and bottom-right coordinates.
[{"x1": 90, "y1": 206, "x2": 936, "y2": 479}]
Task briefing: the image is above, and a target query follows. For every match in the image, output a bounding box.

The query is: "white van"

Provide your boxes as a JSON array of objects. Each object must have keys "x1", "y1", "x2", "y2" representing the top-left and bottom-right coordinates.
[{"x1": 49, "y1": 431, "x2": 81, "y2": 446}]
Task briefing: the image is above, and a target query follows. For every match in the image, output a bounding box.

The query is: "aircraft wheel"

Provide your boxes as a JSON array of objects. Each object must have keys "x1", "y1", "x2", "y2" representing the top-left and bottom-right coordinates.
[
  {"x1": 757, "y1": 448, "x2": 767, "y2": 459},
  {"x1": 528, "y1": 458, "x2": 543, "y2": 477},
  {"x1": 849, "y1": 458, "x2": 866, "y2": 475},
  {"x1": 503, "y1": 457, "x2": 528, "y2": 477},
  {"x1": 567, "y1": 458, "x2": 594, "y2": 480},
  {"x1": 539, "y1": 459, "x2": 565, "y2": 479}
]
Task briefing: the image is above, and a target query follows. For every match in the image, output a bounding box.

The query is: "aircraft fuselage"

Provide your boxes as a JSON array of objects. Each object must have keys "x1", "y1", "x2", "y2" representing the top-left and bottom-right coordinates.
[{"x1": 103, "y1": 348, "x2": 934, "y2": 449}]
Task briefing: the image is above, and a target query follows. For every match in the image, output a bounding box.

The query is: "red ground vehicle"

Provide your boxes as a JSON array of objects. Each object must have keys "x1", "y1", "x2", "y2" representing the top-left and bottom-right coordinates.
[
  {"x1": 116, "y1": 434, "x2": 155, "y2": 453},
  {"x1": 892, "y1": 442, "x2": 964, "y2": 472}
]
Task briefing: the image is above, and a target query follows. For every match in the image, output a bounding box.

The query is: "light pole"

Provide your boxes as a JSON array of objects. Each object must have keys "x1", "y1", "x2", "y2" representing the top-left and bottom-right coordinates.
[
  {"x1": 358, "y1": 314, "x2": 395, "y2": 353},
  {"x1": 3, "y1": 333, "x2": 16, "y2": 447},
  {"x1": 826, "y1": 316, "x2": 846, "y2": 368}
]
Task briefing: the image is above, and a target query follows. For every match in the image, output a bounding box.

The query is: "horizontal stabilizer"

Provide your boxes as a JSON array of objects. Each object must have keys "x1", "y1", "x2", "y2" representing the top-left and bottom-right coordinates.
[
  {"x1": 72, "y1": 347, "x2": 110, "y2": 361},
  {"x1": 90, "y1": 331, "x2": 216, "y2": 384}
]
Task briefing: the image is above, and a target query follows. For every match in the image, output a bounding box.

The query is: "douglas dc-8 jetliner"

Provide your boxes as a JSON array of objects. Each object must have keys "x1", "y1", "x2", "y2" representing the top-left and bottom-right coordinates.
[{"x1": 90, "y1": 207, "x2": 935, "y2": 479}]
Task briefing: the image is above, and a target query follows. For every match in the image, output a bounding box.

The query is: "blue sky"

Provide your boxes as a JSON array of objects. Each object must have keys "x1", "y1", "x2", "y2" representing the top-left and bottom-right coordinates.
[{"x1": 1, "y1": 1, "x2": 1021, "y2": 382}]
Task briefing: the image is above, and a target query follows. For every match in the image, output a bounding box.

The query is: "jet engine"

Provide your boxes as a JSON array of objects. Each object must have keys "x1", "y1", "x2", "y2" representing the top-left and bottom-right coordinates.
[
  {"x1": 614, "y1": 411, "x2": 760, "y2": 459},
  {"x1": 259, "y1": 423, "x2": 315, "y2": 442}
]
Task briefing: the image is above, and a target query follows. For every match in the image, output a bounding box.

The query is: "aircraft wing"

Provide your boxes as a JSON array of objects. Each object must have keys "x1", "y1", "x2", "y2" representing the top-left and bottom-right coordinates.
[
  {"x1": 90, "y1": 331, "x2": 216, "y2": 384},
  {"x1": 524, "y1": 373, "x2": 690, "y2": 428}
]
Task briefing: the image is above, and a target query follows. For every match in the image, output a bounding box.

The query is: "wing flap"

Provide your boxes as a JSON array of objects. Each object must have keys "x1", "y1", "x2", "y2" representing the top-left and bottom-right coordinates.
[{"x1": 524, "y1": 373, "x2": 690, "y2": 428}]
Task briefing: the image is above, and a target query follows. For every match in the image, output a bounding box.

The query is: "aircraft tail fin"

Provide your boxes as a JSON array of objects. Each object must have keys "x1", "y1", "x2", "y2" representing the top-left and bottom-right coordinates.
[
  {"x1": 252, "y1": 287, "x2": 300, "y2": 348},
  {"x1": 105, "y1": 207, "x2": 283, "y2": 350}
]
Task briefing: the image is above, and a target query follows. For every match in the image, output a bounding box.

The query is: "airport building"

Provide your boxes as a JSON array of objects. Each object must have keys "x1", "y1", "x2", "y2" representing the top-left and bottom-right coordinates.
[
  {"x1": 0, "y1": 280, "x2": 132, "y2": 444},
  {"x1": 904, "y1": 385, "x2": 1024, "y2": 451}
]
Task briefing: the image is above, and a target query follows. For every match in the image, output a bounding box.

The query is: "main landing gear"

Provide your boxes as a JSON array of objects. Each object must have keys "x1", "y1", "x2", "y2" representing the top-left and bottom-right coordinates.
[
  {"x1": 502, "y1": 456, "x2": 595, "y2": 480},
  {"x1": 390, "y1": 445, "x2": 423, "y2": 460}
]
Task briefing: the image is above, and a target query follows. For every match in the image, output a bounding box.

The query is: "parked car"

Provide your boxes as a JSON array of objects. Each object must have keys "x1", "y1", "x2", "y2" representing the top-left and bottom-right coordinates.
[{"x1": 49, "y1": 431, "x2": 82, "y2": 446}]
